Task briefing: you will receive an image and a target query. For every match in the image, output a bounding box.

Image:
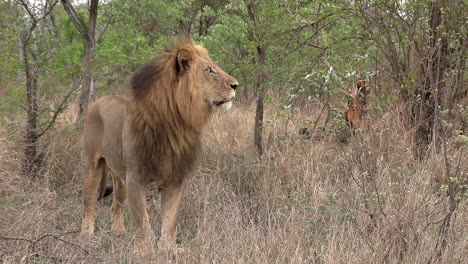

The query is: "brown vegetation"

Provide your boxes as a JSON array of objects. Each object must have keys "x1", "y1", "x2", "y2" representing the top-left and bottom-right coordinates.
[{"x1": 1, "y1": 103, "x2": 466, "y2": 263}]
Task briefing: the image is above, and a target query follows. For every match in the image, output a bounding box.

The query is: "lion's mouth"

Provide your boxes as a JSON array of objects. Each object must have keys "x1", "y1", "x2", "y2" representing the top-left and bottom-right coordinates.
[{"x1": 213, "y1": 97, "x2": 234, "y2": 106}]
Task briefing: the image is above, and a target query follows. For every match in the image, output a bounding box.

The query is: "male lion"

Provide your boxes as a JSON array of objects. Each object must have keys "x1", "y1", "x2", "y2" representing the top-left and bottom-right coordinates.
[{"x1": 81, "y1": 36, "x2": 238, "y2": 254}]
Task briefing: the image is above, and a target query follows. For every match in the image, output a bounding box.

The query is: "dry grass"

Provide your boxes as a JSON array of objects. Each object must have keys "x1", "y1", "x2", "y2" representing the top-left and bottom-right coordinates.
[{"x1": 0, "y1": 103, "x2": 466, "y2": 263}]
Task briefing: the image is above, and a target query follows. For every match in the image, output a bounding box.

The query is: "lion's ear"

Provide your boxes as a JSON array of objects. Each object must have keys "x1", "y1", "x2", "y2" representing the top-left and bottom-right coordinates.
[{"x1": 176, "y1": 49, "x2": 193, "y2": 74}]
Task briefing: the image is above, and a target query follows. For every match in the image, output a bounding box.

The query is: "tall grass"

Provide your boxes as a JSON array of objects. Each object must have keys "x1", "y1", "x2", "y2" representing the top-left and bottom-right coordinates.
[{"x1": 0, "y1": 103, "x2": 466, "y2": 263}]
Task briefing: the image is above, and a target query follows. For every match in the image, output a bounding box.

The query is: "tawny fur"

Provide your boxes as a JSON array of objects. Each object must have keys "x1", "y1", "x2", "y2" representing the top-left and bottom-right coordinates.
[
  {"x1": 345, "y1": 79, "x2": 371, "y2": 130},
  {"x1": 80, "y1": 36, "x2": 238, "y2": 254}
]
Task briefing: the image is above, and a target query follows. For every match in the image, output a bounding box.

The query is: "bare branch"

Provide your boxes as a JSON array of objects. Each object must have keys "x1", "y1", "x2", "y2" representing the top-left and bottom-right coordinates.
[
  {"x1": 18, "y1": 0, "x2": 58, "y2": 44},
  {"x1": 37, "y1": 61, "x2": 89, "y2": 137},
  {"x1": 17, "y1": 0, "x2": 36, "y2": 20},
  {"x1": 1, "y1": 230, "x2": 88, "y2": 256},
  {"x1": 282, "y1": 15, "x2": 348, "y2": 57},
  {"x1": 0, "y1": 235, "x2": 33, "y2": 243},
  {"x1": 96, "y1": 13, "x2": 114, "y2": 43},
  {"x1": 38, "y1": 1, "x2": 59, "y2": 22},
  {"x1": 60, "y1": 0, "x2": 89, "y2": 39},
  {"x1": 54, "y1": 237, "x2": 89, "y2": 255}
]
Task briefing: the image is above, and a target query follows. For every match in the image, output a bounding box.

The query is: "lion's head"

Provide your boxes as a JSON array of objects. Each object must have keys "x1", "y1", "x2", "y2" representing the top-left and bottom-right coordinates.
[
  {"x1": 131, "y1": 36, "x2": 238, "y2": 129},
  {"x1": 176, "y1": 41, "x2": 238, "y2": 111}
]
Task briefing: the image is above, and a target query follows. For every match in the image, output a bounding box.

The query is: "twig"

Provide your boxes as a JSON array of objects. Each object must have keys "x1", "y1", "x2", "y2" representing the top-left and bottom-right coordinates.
[
  {"x1": 0, "y1": 230, "x2": 87, "y2": 255},
  {"x1": 96, "y1": 13, "x2": 114, "y2": 43},
  {"x1": 0, "y1": 235, "x2": 33, "y2": 243},
  {"x1": 37, "y1": 60, "x2": 90, "y2": 138},
  {"x1": 54, "y1": 237, "x2": 89, "y2": 255}
]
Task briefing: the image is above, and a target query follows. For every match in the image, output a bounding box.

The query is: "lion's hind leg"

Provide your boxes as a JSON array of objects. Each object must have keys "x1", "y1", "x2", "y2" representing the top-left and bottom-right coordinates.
[{"x1": 81, "y1": 154, "x2": 105, "y2": 236}]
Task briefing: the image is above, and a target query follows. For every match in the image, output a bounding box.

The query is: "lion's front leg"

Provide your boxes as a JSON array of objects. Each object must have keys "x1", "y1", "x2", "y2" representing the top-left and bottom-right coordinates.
[
  {"x1": 110, "y1": 172, "x2": 126, "y2": 235},
  {"x1": 126, "y1": 176, "x2": 155, "y2": 256},
  {"x1": 158, "y1": 182, "x2": 184, "y2": 252}
]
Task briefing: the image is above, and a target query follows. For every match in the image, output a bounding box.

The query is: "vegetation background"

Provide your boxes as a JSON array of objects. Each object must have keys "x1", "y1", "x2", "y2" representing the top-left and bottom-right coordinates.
[{"x1": 0, "y1": 0, "x2": 466, "y2": 263}]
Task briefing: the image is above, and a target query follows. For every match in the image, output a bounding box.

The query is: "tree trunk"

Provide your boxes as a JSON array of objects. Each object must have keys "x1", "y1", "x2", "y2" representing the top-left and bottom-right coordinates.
[
  {"x1": 244, "y1": 0, "x2": 266, "y2": 155},
  {"x1": 413, "y1": 1, "x2": 449, "y2": 153},
  {"x1": 17, "y1": 34, "x2": 24, "y2": 79},
  {"x1": 17, "y1": 0, "x2": 59, "y2": 177},
  {"x1": 22, "y1": 28, "x2": 41, "y2": 177},
  {"x1": 24, "y1": 72, "x2": 41, "y2": 177},
  {"x1": 78, "y1": 38, "x2": 95, "y2": 123},
  {"x1": 61, "y1": 0, "x2": 99, "y2": 123},
  {"x1": 24, "y1": 119, "x2": 40, "y2": 177},
  {"x1": 254, "y1": 45, "x2": 266, "y2": 155}
]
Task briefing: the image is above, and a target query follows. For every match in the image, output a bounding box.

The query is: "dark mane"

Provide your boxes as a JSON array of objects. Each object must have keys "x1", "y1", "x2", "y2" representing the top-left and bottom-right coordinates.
[
  {"x1": 127, "y1": 36, "x2": 208, "y2": 187},
  {"x1": 130, "y1": 59, "x2": 160, "y2": 99},
  {"x1": 130, "y1": 35, "x2": 197, "y2": 100}
]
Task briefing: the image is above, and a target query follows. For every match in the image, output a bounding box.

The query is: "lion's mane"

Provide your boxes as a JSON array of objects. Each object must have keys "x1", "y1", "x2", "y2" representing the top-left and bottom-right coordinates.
[{"x1": 128, "y1": 36, "x2": 212, "y2": 186}]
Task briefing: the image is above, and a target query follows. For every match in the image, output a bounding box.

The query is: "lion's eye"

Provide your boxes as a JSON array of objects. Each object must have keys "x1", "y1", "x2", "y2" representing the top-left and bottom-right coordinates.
[{"x1": 208, "y1": 67, "x2": 216, "y2": 74}]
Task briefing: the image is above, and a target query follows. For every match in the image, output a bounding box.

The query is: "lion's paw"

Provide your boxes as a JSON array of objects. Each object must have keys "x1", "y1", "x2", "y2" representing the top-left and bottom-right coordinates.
[
  {"x1": 80, "y1": 223, "x2": 94, "y2": 237},
  {"x1": 132, "y1": 239, "x2": 156, "y2": 260},
  {"x1": 111, "y1": 223, "x2": 126, "y2": 235}
]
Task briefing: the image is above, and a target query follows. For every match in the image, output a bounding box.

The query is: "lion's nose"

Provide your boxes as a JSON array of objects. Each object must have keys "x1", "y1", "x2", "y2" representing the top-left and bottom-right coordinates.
[{"x1": 230, "y1": 83, "x2": 238, "y2": 91}]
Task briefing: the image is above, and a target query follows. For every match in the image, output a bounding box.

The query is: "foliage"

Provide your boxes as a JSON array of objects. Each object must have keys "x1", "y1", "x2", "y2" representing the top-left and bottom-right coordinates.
[{"x1": 0, "y1": 1, "x2": 21, "y2": 85}]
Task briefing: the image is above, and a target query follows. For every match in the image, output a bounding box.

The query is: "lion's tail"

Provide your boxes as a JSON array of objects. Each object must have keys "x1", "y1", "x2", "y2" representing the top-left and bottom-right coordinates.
[{"x1": 97, "y1": 161, "x2": 113, "y2": 200}]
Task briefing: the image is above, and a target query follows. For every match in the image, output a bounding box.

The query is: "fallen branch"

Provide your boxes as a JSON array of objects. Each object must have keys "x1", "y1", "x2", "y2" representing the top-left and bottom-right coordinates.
[{"x1": 0, "y1": 230, "x2": 88, "y2": 256}]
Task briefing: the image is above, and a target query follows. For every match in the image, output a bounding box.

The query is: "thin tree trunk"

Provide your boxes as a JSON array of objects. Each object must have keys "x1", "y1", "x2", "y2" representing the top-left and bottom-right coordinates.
[
  {"x1": 24, "y1": 64, "x2": 40, "y2": 176},
  {"x1": 245, "y1": 0, "x2": 266, "y2": 155},
  {"x1": 18, "y1": 0, "x2": 61, "y2": 177},
  {"x1": 21, "y1": 15, "x2": 40, "y2": 176},
  {"x1": 61, "y1": 0, "x2": 99, "y2": 123},
  {"x1": 78, "y1": 38, "x2": 95, "y2": 123},
  {"x1": 17, "y1": 34, "x2": 24, "y2": 79},
  {"x1": 22, "y1": 31, "x2": 45, "y2": 177},
  {"x1": 19, "y1": 1, "x2": 42, "y2": 177},
  {"x1": 254, "y1": 45, "x2": 266, "y2": 155},
  {"x1": 413, "y1": 0, "x2": 449, "y2": 154}
]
